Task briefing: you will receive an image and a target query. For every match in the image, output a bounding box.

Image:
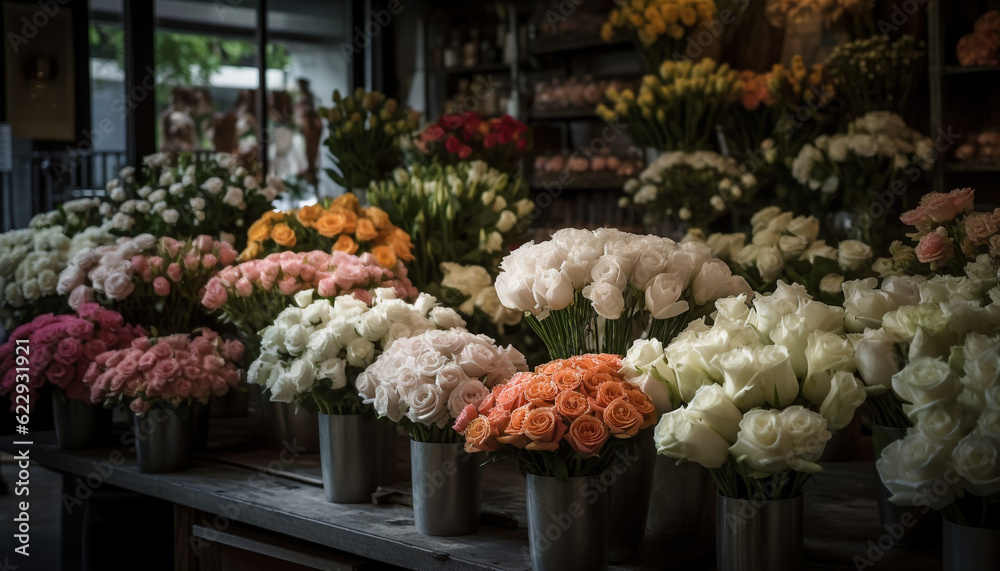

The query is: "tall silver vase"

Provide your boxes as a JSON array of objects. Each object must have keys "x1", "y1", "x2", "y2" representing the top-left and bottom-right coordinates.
[
  {"x1": 375, "y1": 418, "x2": 399, "y2": 485},
  {"x1": 872, "y1": 424, "x2": 941, "y2": 548},
  {"x1": 647, "y1": 456, "x2": 717, "y2": 548},
  {"x1": 943, "y1": 519, "x2": 1000, "y2": 571},
  {"x1": 410, "y1": 441, "x2": 482, "y2": 536},
  {"x1": 51, "y1": 393, "x2": 111, "y2": 450},
  {"x1": 318, "y1": 413, "x2": 376, "y2": 503},
  {"x1": 608, "y1": 429, "x2": 655, "y2": 563},
  {"x1": 256, "y1": 388, "x2": 320, "y2": 453},
  {"x1": 526, "y1": 474, "x2": 609, "y2": 571},
  {"x1": 133, "y1": 403, "x2": 193, "y2": 474},
  {"x1": 716, "y1": 494, "x2": 803, "y2": 571}
]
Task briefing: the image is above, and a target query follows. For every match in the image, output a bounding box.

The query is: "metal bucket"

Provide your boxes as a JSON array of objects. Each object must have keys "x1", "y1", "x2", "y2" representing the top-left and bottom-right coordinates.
[
  {"x1": 410, "y1": 441, "x2": 482, "y2": 536},
  {"x1": 943, "y1": 519, "x2": 1000, "y2": 571},
  {"x1": 526, "y1": 474, "x2": 609, "y2": 571},
  {"x1": 52, "y1": 394, "x2": 112, "y2": 450},
  {"x1": 608, "y1": 430, "x2": 654, "y2": 563},
  {"x1": 133, "y1": 403, "x2": 193, "y2": 474},
  {"x1": 318, "y1": 413, "x2": 376, "y2": 503},
  {"x1": 257, "y1": 391, "x2": 320, "y2": 453},
  {"x1": 716, "y1": 494, "x2": 803, "y2": 571}
]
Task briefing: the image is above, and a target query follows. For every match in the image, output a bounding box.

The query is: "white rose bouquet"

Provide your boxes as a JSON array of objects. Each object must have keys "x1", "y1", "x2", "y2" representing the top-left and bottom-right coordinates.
[
  {"x1": 247, "y1": 288, "x2": 466, "y2": 415},
  {"x1": 621, "y1": 151, "x2": 755, "y2": 232},
  {"x1": 624, "y1": 284, "x2": 870, "y2": 500},
  {"x1": 1, "y1": 203, "x2": 116, "y2": 331},
  {"x1": 496, "y1": 228, "x2": 753, "y2": 359},
  {"x1": 853, "y1": 265, "x2": 1000, "y2": 427},
  {"x1": 687, "y1": 206, "x2": 876, "y2": 302},
  {"x1": 357, "y1": 328, "x2": 528, "y2": 442},
  {"x1": 791, "y1": 111, "x2": 933, "y2": 246},
  {"x1": 877, "y1": 331, "x2": 1000, "y2": 528},
  {"x1": 98, "y1": 153, "x2": 282, "y2": 249}
]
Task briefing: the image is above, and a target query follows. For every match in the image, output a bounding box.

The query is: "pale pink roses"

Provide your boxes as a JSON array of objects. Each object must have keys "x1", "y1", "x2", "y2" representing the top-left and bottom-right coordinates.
[{"x1": 914, "y1": 227, "x2": 955, "y2": 269}]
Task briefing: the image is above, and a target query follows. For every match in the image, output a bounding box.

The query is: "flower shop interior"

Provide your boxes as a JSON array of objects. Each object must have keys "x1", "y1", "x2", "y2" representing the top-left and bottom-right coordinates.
[{"x1": 1, "y1": 0, "x2": 1000, "y2": 570}]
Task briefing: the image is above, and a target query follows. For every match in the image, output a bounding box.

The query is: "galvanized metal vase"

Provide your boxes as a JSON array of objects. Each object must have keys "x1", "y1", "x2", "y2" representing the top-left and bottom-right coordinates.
[
  {"x1": 943, "y1": 519, "x2": 1000, "y2": 571},
  {"x1": 526, "y1": 474, "x2": 609, "y2": 571},
  {"x1": 256, "y1": 388, "x2": 320, "y2": 453},
  {"x1": 51, "y1": 393, "x2": 112, "y2": 450},
  {"x1": 716, "y1": 494, "x2": 803, "y2": 571},
  {"x1": 608, "y1": 429, "x2": 655, "y2": 563},
  {"x1": 375, "y1": 417, "x2": 399, "y2": 485},
  {"x1": 872, "y1": 424, "x2": 941, "y2": 548},
  {"x1": 647, "y1": 455, "x2": 716, "y2": 549},
  {"x1": 133, "y1": 402, "x2": 194, "y2": 474},
  {"x1": 318, "y1": 413, "x2": 377, "y2": 503},
  {"x1": 410, "y1": 441, "x2": 482, "y2": 536}
]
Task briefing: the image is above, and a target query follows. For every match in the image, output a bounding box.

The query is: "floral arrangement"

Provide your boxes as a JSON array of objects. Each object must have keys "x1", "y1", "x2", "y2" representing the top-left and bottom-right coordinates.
[
  {"x1": 320, "y1": 88, "x2": 421, "y2": 189},
  {"x1": 495, "y1": 228, "x2": 752, "y2": 359},
  {"x1": 877, "y1": 331, "x2": 1000, "y2": 528},
  {"x1": 596, "y1": 59, "x2": 740, "y2": 151},
  {"x1": 440, "y1": 263, "x2": 523, "y2": 332},
  {"x1": 0, "y1": 303, "x2": 144, "y2": 408},
  {"x1": 791, "y1": 111, "x2": 934, "y2": 245},
  {"x1": 27, "y1": 198, "x2": 107, "y2": 236},
  {"x1": 58, "y1": 234, "x2": 238, "y2": 335},
  {"x1": 686, "y1": 206, "x2": 875, "y2": 302},
  {"x1": 98, "y1": 153, "x2": 281, "y2": 248},
  {"x1": 368, "y1": 161, "x2": 531, "y2": 328},
  {"x1": 886, "y1": 188, "x2": 1000, "y2": 275},
  {"x1": 83, "y1": 328, "x2": 245, "y2": 415},
  {"x1": 848, "y1": 260, "x2": 999, "y2": 427},
  {"x1": 0, "y1": 215, "x2": 115, "y2": 330},
  {"x1": 202, "y1": 250, "x2": 418, "y2": 357},
  {"x1": 456, "y1": 354, "x2": 657, "y2": 478},
  {"x1": 628, "y1": 285, "x2": 869, "y2": 500},
  {"x1": 248, "y1": 289, "x2": 466, "y2": 415},
  {"x1": 621, "y1": 151, "x2": 754, "y2": 230},
  {"x1": 242, "y1": 193, "x2": 415, "y2": 268},
  {"x1": 411, "y1": 112, "x2": 529, "y2": 174},
  {"x1": 601, "y1": 0, "x2": 717, "y2": 72},
  {"x1": 357, "y1": 328, "x2": 528, "y2": 442},
  {"x1": 765, "y1": 0, "x2": 874, "y2": 31},
  {"x1": 824, "y1": 35, "x2": 925, "y2": 119}
]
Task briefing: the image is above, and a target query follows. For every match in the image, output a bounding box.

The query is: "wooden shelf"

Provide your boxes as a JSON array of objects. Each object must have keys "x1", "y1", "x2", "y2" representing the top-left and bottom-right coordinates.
[
  {"x1": 941, "y1": 64, "x2": 1000, "y2": 76},
  {"x1": 429, "y1": 62, "x2": 511, "y2": 75},
  {"x1": 529, "y1": 37, "x2": 632, "y2": 56}
]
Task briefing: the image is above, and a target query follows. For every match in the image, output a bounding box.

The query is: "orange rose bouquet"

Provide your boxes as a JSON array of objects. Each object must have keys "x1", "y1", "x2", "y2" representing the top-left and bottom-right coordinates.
[
  {"x1": 455, "y1": 354, "x2": 657, "y2": 479},
  {"x1": 242, "y1": 193, "x2": 415, "y2": 269}
]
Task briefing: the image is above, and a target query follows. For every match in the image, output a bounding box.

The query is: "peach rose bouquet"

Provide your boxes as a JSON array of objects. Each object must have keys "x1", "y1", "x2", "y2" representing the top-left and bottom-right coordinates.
[
  {"x1": 455, "y1": 354, "x2": 657, "y2": 478},
  {"x1": 886, "y1": 188, "x2": 1000, "y2": 276},
  {"x1": 242, "y1": 193, "x2": 415, "y2": 269},
  {"x1": 357, "y1": 328, "x2": 528, "y2": 441}
]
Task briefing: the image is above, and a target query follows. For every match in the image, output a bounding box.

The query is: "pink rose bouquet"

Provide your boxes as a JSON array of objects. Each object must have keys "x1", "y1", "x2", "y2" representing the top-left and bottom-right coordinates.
[
  {"x1": 356, "y1": 328, "x2": 528, "y2": 442},
  {"x1": 202, "y1": 250, "x2": 418, "y2": 357},
  {"x1": 58, "y1": 234, "x2": 238, "y2": 334},
  {"x1": 0, "y1": 303, "x2": 144, "y2": 409},
  {"x1": 82, "y1": 328, "x2": 245, "y2": 415},
  {"x1": 888, "y1": 188, "x2": 1000, "y2": 275}
]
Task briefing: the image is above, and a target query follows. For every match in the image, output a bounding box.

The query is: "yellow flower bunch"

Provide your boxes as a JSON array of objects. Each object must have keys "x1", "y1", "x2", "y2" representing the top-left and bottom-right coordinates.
[
  {"x1": 242, "y1": 193, "x2": 415, "y2": 269},
  {"x1": 597, "y1": 58, "x2": 739, "y2": 151},
  {"x1": 602, "y1": 0, "x2": 716, "y2": 70}
]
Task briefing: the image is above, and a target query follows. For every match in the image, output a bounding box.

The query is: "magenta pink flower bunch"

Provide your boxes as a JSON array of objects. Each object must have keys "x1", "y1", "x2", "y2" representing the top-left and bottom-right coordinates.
[
  {"x1": 0, "y1": 303, "x2": 145, "y2": 408},
  {"x1": 58, "y1": 234, "x2": 239, "y2": 334},
  {"x1": 892, "y1": 188, "x2": 1000, "y2": 274},
  {"x1": 82, "y1": 328, "x2": 245, "y2": 415},
  {"x1": 201, "y1": 250, "x2": 418, "y2": 353}
]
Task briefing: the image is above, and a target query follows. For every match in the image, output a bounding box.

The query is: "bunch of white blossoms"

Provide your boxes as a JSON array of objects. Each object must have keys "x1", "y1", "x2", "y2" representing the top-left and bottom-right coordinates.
[
  {"x1": 440, "y1": 262, "x2": 522, "y2": 331},
  {"x1": 357, "y1": 328, "x2": 528, "y2": 432},
  {"x1": 1, "y1": 223, "x2": 115, "y2": 309},
  {"x1": 624, "y1": 282, "x2": 867, "y2": 476},
  {"x1": 877, "y1": 331, "x2": 1000, "y2": 510},
  {"x1": 496, "y1": 227, "x2": 751, "y2": 320},
  {"x1": 689, "y1": 206, "x2": 874, "y2": 292},
  {"x1": 248, "y1": 288, "x2": 467, "y2": 409}
]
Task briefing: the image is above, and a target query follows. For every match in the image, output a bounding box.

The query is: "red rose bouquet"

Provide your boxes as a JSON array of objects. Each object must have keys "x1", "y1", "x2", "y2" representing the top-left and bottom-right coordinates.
[{"x1": 412, "y1": 112, "x2": 529, "y2": 174}]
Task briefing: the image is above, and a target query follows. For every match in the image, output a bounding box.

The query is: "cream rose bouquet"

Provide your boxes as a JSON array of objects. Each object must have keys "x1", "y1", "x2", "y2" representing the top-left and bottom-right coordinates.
[
  {"x1": 850, "y1": 263, "x2": 1000, "y2": 428},
  {"x1": 495, "y1": 228, "x2": 752, "y2": 359},
  {"x1": 247, "y1": 288, "x2": 465, "y2": 415},
  {"x1": 876, "y1": 332, "x2": 1000, "y2": 528},
  {"x1": 357, "y1": 328, "x2": 527, "y2": 442},
  {"x1": 626, "y1": 284, "x2": 870, "y2": 500},
  {"x1": 456, "y1": 354, "x2": 658, "y2": 478},
  {"x1": 98, "y1": 153, "x2": 282, "y2": 249},
  {"x1": 621, "y1": 151, "x2": 754, "y2": 232},
  {"x1": 687, "y1": 206, "x2": 876, "y2": 302}
]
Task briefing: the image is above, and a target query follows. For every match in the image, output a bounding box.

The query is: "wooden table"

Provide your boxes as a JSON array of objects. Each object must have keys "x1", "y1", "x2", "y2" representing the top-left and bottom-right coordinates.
[{"x1": 1, "y1": 419, "x2": 943, "y2": 571}]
